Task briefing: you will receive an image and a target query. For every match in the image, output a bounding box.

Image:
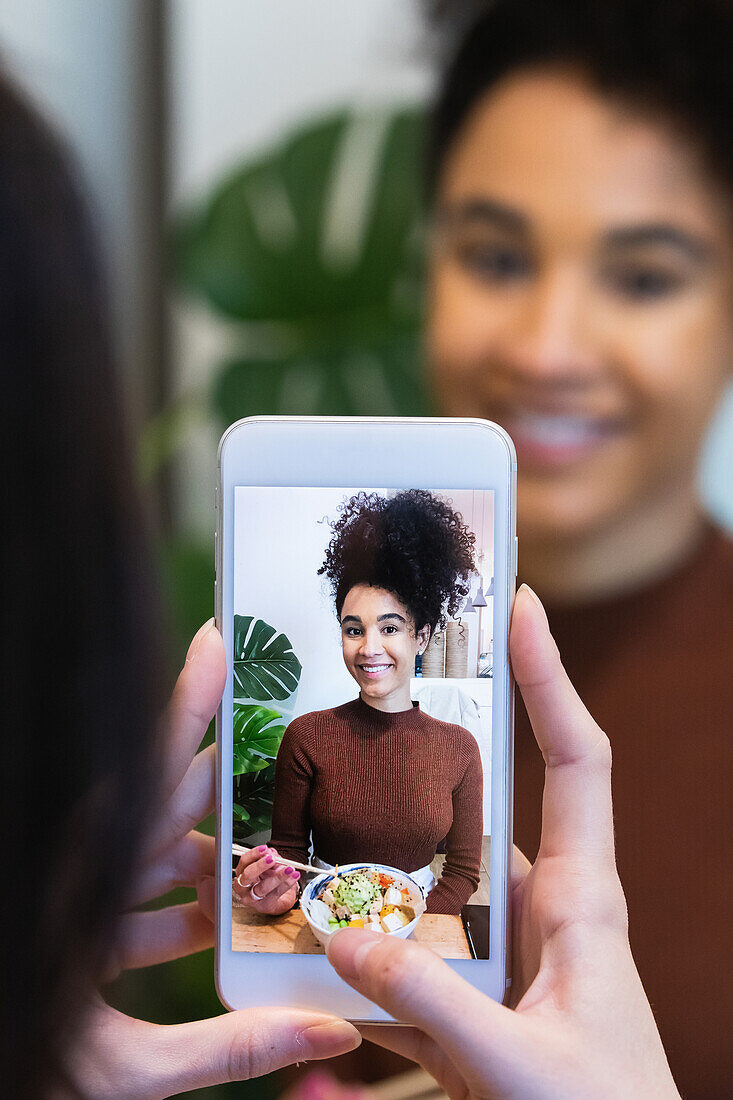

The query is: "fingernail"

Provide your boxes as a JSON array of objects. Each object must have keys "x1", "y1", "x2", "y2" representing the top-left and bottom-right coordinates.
[
  {"x1": 294, "y1": 871, "x2": 301, "y2": 880},
  {"x1": 326, "y1": 929, "x2": 382, "y2": 981},
  {"x1": 257, "y1": 845, "x2": 267, "y2": 853},
  {"x1": 299, "y1": 1021, "x2": 360, "y2": 1059},
  {"x1": 284, "y1": 866, "x2": 294, "y2": 876},
  {"x1": 265, "y1": 855, "x2": 274, "y2": 864},
  {"x1": 185, "y1": 617, "x2": 215, "y2": 663},
  {"x1": 518, "y1": 583, "x2": 547, "y2": 621}
]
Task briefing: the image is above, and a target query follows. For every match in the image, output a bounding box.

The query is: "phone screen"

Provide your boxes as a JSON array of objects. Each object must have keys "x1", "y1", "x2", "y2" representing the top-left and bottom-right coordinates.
[{"x1": 230, "y1": 486, "x2": 494, "y2": 961}]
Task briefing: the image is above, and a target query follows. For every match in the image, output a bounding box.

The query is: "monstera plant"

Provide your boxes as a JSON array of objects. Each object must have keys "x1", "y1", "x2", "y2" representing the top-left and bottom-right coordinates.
[
  {"x1": 174, "y1": 104, "x2": 431, "y2": 427},
  {"x1": 149, "y1": 105, "x2": 432, "y2": 658},
  {"x1": 232, "y1": 614, "x2": 302, "y2": 840}
]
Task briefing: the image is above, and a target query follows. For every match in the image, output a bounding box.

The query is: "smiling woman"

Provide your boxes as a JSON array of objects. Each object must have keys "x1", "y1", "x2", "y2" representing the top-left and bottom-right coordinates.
[
  {"x1": 264, "y1": 490, "x2": 484, "y2": 915},
  {"x1": 424, "y1": 1, "x2": 733, "y2": 1095}
]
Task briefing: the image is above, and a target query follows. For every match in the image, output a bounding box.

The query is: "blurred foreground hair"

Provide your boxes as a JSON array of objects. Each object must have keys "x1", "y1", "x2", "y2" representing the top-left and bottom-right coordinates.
[{"x1": 0, "y1": 71, "x2": 163, "y2": 1097}]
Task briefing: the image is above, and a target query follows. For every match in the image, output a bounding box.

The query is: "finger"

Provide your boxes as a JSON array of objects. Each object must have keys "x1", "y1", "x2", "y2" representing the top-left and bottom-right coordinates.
[
  {"x1": 160, "y1": 621, "x2": 226, "y2": 799},
  {"x1": 256, "y1": 867, "x2": 300, "y2": 900},
  {"x1": 510, "y1": 584, "x2": 614, "y2": 861},
  {"x1": 511, "y1": 844, "x2": 532, "y2": 891},
  {"x1": 359, "y1": 1026, "x2": 467, "y2": 1098},
  {"x1": 234, "y1": 844, "x2": 269, "y2": 873},
  {"x1": 272, "y1": 869, "x2": 301, "y2": 899},
  {"x1": 151, "y1": 1008, "x2": 361, "y2": 1094},
  {"x1": 234, "y1": 852, "x2": 277, "y2": 890},
  {"x1": 239, "y1": 869, "x2": 282, "y2": 899},
  {"x1": 197, "y1": 874, "x2": 216, "y2": 923},
  {"x1": 114, "y1": 902, "x2": 214, "y2": 971},
  {"x1": 326, "y1": 930, "x2": 519, "y2": 1081},
  {"x1": 131, "y1": 830, "x2": 215, "y2": 906},
  {"x1": 148, "y1": 743, "x2": 217, "y2": 855}
]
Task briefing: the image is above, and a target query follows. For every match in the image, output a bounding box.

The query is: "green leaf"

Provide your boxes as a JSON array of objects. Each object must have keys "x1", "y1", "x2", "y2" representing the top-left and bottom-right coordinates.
[
  {"x1": 232, "y1": 802, "x2": 250, "y2": 821},
  {"x1": 233, "y1": 616, "x2": 302, "y2": 701},
  {"x1": 176, "y1": 108, "x2": 425, "y2": 324},
  {"x1": 232, "y1": 702, "x2": 286, "y2": 776},
  {"x1": 174, "y1": 106, "x2": 431, "y2": 424},
  {"x1": 233, "y1": 764, "x2": 278, "y2": 840},
  {"x1": 212, "y1": 329, "x2": 431, "y2": 424},
  {"x1": 232, "y1": 704, "x2": 284, "y2": 744}
]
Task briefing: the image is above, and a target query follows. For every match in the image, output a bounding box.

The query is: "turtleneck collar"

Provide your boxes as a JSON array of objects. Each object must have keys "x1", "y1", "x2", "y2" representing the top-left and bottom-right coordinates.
[{"x1": 350, "y1": 693, "x2": 421, "y2": 729}]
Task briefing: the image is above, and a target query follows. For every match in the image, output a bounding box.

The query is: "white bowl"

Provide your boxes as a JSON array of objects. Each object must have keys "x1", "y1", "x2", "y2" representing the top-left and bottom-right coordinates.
[{"x1": 300, "y1": 862, "x2": 427, "y2": 948}]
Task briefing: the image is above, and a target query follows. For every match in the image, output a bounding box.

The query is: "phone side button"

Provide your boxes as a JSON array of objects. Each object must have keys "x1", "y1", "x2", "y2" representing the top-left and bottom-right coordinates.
[{"x1": 514, "y1": 536, "x2": 519, "y2": 576}]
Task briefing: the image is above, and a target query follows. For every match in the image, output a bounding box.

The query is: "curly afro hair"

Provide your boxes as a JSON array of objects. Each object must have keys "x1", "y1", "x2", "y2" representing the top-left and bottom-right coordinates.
[{"x1": 318, "y1": 490, "x2": 477, "y2": 634}]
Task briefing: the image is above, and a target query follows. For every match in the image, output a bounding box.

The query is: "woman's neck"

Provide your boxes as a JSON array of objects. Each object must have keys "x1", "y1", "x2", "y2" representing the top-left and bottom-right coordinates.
[
  {"x1": 520, "y1": 485, "x2": 705, "y2": 607},
  {"x1": 359, "y1": 686, "x2": 414, "y2": 713}
]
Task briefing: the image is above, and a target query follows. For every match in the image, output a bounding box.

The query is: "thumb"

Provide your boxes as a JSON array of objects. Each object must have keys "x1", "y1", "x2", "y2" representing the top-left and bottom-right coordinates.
[
  {"x1": 326, "y1": 930, "x2": 520, "y2": 1080},
  {"x1": 151, "y1": 1008, "x2": 361, "y2": 1095}
]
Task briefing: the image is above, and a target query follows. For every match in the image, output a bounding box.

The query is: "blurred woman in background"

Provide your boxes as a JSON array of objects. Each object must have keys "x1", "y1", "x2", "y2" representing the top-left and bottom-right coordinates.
[{"x1": 425, "y1": 0, "x2": 733, "y2": 1093}]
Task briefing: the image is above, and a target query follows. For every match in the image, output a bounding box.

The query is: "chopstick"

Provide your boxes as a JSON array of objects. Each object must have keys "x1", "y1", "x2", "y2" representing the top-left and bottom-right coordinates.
[{"x1": 231, "y1": 843, "x2": 323, "y2": 876}]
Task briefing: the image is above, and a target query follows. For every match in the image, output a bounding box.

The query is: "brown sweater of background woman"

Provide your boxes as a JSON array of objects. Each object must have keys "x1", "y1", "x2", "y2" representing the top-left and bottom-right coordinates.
[
  {"x1": 271, "y1": 696, "x2": 483, "y2": 914},
  {"x1": 515, "y1": 524, "x2": 733, "y2": 1100}
]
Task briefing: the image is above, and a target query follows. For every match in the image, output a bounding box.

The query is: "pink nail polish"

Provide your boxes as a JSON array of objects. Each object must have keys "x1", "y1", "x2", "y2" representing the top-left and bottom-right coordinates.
[
  {"x1": 265, "y1": 855, "x2": 273, "y2": 864},
  {"x1": 257, "y1": 845, "x2": 267, "y2": 853},
  {"x1": 294, "y1": 871, "x2": 301, "y2": 880}
]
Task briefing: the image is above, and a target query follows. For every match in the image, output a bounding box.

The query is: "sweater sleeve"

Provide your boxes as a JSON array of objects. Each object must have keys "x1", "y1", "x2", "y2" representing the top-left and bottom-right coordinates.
[
  {"x1": 426, "y1": 731, "x2": 484, "y2": 915},
  {"x1": 269, "y1": 714, "x2": 315, "y2": 865}
]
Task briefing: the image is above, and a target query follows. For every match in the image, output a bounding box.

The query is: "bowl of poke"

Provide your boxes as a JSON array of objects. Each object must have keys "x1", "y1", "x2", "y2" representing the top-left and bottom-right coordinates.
[{"x1": 300, "y1": 862, "x2": 427, "y2": 948}]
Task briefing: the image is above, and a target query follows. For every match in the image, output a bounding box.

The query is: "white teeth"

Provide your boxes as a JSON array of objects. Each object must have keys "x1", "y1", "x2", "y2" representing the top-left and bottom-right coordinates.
[
  {"x1": 362, "y1": 664, "x2": 390, "y2": 672},
  {"x1": 514, "y1": 412, "x2": 606, "y2": 446}
]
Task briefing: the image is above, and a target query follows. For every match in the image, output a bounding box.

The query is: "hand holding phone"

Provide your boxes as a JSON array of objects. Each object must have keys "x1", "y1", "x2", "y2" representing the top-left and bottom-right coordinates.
[
  {"x1": 64, "y1": 622, "x2": 361, "y2": 1100},
  {"x1": 324, "y1": 586, "x2": 680, "y2": 1100},
  {"x1": 216, "y1": 417, "x2": 517, "y2": 1017}
]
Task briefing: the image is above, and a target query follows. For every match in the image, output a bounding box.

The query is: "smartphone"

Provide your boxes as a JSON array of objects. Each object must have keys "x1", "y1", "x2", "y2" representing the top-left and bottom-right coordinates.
[{"x1": 215, "y1": 416, "x2": 516, "y2": 1019}]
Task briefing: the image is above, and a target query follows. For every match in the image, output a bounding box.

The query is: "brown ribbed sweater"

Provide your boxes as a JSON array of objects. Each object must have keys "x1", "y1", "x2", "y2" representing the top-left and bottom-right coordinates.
[
  {"x1": 270, "y1": 695, "x2": 483, "y2": 914},
  {"x1": 516, "y1": 525, "x2": 733, "y2": 1099}
]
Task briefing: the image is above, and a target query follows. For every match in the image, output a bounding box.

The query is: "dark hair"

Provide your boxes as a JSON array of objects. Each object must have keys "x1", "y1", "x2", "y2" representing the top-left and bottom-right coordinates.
[
  {"x1": 0, "y1": 72, "x2": 163, "y2": 1097},
  {"x1": 318, "y1": 490, "x2": 476, "y2": 633},
  {"x1": 428, "y1": 0, "x2": 733, "y2": 197}
]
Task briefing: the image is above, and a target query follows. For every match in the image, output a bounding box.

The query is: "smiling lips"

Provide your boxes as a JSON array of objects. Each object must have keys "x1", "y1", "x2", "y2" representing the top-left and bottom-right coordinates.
[
  {"x1": 359, "y1": 663, "x2": 394, "y2": 678},
  {"x1": 504, "y1": 409, "x2": 628, "y2": 468}
]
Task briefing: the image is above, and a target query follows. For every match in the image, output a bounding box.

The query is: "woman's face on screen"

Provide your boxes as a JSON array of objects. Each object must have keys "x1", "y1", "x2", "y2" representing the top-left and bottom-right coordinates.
[
  {"x1": 340, "y1": 585, "x2": 429, "y2": 707},
  {"x1": 428, "y1": 67, "x2": 733, "y2": 542}
]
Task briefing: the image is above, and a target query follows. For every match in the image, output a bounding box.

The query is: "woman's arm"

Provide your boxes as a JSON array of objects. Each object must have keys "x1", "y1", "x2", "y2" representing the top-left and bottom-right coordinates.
[
  {"x1": 426, "y1": 735, "x2": 483, "y2": 914},
  {"x1": 269, "y1": 715, "x2": 315, "y2": 866}
]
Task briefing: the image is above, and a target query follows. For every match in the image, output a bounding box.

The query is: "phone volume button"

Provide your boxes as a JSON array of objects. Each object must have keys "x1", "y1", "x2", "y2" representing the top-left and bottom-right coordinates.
[{"x1": 514, "y1": 536, "x2": 519, "y2": 576}]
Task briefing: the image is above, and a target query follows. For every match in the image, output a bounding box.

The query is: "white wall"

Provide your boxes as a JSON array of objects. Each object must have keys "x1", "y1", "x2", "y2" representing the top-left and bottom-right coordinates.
[
  {"x1": 169, "y1": 0, "x2": 431, "y2": 206},
  {"x1": 233, "y1": 486, "x2": 359, "y2": 715}
]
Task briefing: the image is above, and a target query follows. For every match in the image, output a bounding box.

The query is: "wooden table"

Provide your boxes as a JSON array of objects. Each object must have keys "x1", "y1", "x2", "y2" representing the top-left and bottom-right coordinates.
[{"x1": 232, "y1": 906, "x2": 471, "y2": 959}]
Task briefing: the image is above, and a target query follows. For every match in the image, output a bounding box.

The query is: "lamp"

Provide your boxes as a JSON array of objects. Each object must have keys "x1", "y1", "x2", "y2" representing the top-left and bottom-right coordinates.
[
  {"x1": 473, "y1": 586, "x2": 487, "y2": 608},
  {"x1": 462, "y1": 596, "x2": 476, "y2": 613}
]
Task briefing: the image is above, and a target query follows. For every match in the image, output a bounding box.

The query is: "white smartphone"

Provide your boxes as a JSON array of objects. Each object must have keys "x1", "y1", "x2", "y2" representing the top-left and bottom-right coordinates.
[{"x1": 215, "y1": 416, "x2": 516, "y2": 1019}]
